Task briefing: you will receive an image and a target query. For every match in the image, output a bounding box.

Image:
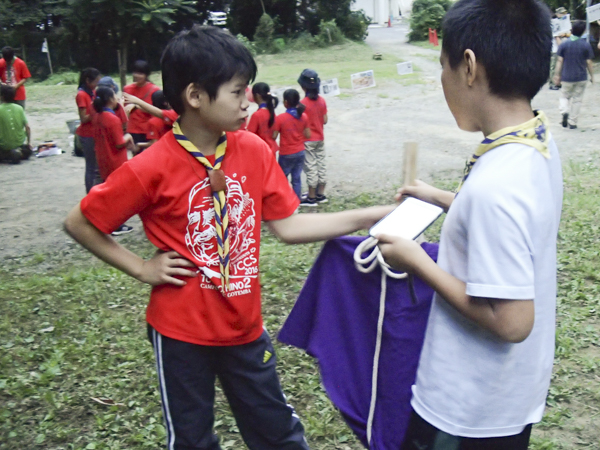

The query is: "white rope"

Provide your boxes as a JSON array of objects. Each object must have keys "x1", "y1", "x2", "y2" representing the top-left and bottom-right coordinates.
[{"x1": 354, "y1": 237, "x2": 407, "y2": 446}]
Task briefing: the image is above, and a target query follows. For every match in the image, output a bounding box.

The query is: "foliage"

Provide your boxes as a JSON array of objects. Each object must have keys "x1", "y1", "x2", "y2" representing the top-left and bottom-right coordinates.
[
  {"x1": 338, "y1": 10, "x2": 370, "y2": 42},
  {"x1": 254, "y1": 13, "x2": 276, "y2": 54},
  {"x1": 315, "y1": 20, "x2": 346, "y2": 48},
  {"x1": 236, "y1": 33, "x2": 257, "y2": 56},
  {"x1": 408, "y1": 0, "x2": 452, "y2": 42}
]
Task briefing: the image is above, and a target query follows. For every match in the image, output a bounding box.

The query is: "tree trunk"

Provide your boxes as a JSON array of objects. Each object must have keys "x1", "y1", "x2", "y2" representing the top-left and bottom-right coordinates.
[{"x1": 118, "y1": 43, "x2": 128, "y2": 91}]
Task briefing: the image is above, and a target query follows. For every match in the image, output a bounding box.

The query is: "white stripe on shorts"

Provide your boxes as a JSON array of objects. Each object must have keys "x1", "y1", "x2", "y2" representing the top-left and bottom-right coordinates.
[{"x1": 153, "y1": 328, "x2": 176, "y2": 450}]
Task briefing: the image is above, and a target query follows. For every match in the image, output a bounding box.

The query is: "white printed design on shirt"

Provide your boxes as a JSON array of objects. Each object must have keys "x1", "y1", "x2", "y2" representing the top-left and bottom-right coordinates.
[{"x1": 185, "y1": 175, "x2": 258, "y2": 294}]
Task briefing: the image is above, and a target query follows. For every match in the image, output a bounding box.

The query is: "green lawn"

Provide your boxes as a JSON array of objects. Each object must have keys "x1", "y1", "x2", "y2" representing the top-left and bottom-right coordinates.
[{"x1": 2, "y1": 164, "x2": 600, "y2": 448}]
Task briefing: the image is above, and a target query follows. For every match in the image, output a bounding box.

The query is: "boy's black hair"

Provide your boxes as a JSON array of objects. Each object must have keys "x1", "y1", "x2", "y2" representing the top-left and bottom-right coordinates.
[
  {"x1": 252, "y1": 82, "x2": 278, "y2": 127},
  {"x1": 151, "y1": 90, "x2": 169, "y2": 110},
  {"x1": 1, "y1": 85, "x2": 16, "y2": 102},
  {"x1": 283, "y1": 88, "x2": 306, "y2": 116},
  {"x1": 2, "y1": 46, "x2": 14, "y2": 62},
  {"x1": 132, "y1": 60, "x2": 151, "y2": 76},
  {"x1": 161, "y1": 25, "x2": 257, "y2": 115},
  {"x1": 443, "y1": 0, "x2": 551, "y2": 100},
  {"x1": 572, "y1": 20, "x2": 586, "y2": 37},
  {"x1": 78, "y1": 67, "x2": 100, "y2": 89},
  {"x1": 93, "y1": 86, "x2": 116, "y2": 113}
]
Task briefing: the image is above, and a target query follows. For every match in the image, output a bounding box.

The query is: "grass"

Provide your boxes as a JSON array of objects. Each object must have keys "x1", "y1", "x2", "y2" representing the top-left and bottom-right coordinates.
[
  {"x1": 409, "y1": 39, "x2": 443, "y2": 51},
  {"x1": 255, "y1": 41, "x2": 414, "y2": 90},
  {"x1": 2, "y1": 164, "x2": 600, "y2": 448}
]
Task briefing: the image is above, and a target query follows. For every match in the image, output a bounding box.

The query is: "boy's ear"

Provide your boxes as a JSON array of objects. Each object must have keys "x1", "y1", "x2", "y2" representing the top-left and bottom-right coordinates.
[
  {"x1": 182, "y1": 83, "x2": 208, "y2": 110},
  {"x1": 463, "y1": 49, "x2": 478, "y2": 87}
]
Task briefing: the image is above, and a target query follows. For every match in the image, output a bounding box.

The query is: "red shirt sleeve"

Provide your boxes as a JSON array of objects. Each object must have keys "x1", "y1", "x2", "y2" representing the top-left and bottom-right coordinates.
[
  {"x1": 301, "y1": 113, "x2": 309, "y2": 129},
  {"x1": 247, "y1": 112, "x2": 259, "y2": 134},
  {"x1": 146, "y1": 117, "x2": 162, "y2": 140},
  {"x1": 261, "y1": 141, "x2": 301, "y2": 220},
  {"x1": 17, "y1": 59, "x2": 31, "y2": 80},
  {"x1": 106, "y1": 113, "x2": 127, "y2": 147},
  {"x1": 162, "y1": 109, "x2": 178, "y2": 125},
  {"x1": 81, "y1": 163, "x2": 151, "y2": 234},
  {"x1": 75, "y1": 91, "x2": 90, "y2": 110}
]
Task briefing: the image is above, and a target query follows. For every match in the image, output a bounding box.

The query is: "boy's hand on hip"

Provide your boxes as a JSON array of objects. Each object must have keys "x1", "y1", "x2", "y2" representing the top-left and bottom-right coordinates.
[
  {"x1": 139, "y1": 250, "x2": 197, "y2": 286},
  {"x1": 376, "y1": 234, "x2": 429, "y2": 274}
]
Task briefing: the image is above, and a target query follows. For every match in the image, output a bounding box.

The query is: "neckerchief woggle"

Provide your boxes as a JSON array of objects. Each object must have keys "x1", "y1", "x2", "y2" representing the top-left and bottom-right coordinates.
[
  {"x1": 457, "y1": 110, "x2": 550, "y2": 192},
  {"x1": 172, "y1": 121, "x2": 231, "y2": 293}
]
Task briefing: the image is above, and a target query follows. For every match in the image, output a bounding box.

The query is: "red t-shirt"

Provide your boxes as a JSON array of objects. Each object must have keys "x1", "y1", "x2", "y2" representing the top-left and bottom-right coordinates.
[
  {"x1": 247, "y1": 107, "x2": 278, "y2": 154},
  {"x1": 75, "y1": 90, "x2": 95, "y2": 138},
  {"x1": 274, "y1": 112, "x2": 309, "y2": 155},
  {"x1": 146, "y1": 109, "x2": 179, "y2": 141},
  {"x1": 0, "y1": 58, "x2": 31, "y2": 101},
  {"x1": 301, "y1": 96, "x2": 327, "y2": 141},
  {"x1": 123, "y1": 82, "x2": 160, "y2": 134},
  {"x1": 80, "y1": 131, "x2": 299, "y2": 346},
  {"x1": 93, "y1": 110, "x2": 128, "y2": 181},
  {"x1": 114, "y1": 104, "x2": 128, "y2": 128}
]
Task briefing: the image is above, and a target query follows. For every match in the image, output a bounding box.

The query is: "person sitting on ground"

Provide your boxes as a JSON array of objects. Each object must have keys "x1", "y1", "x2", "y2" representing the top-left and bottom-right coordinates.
[
  {"x1": 123, "y1": 90, "x2": 178, "y2": 153},
  {"x1": 377, "y1": 0, "x2": 563, "y2": 447},
  {"x1": 553, "y1": 20, "x2": 594, "y2": 129},
  {"x1": 0, "y1": 46, "x2": 31, "y2": 110},
  {"x1": 0, "y1": 85, "x2": 32, "y2": 164}
]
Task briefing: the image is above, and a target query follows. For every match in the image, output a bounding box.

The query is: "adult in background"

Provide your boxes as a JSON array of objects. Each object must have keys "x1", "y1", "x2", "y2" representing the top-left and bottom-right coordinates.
[
  {"x1": 123, "y1": 60, "x2": 160, "y2": 150},
  {"x1": 549, "y1": 7, "x2": 570, "y2": 90},
  {"x1": 553, "y1": 20, "x2": 594, "y2": 129},
  {"x1": 0, "y1": 46, "x2": 31, "y2": 109},
  {"x1": 76, "y1": 67, "x2": 101, "y2": 192},
  {"x1": 0, "y1": 85, "x2": 31, "y2": 164}
]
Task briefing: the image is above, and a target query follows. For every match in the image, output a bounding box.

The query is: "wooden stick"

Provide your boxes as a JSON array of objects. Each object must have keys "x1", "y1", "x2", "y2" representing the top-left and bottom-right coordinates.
[{"x1": 403, "y1": 142, "x2": 418, "y2": 186}]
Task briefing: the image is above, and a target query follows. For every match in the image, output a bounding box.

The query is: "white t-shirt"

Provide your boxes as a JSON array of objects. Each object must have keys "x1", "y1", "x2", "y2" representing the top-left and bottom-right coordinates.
[{"x1": 411, "y1": 139, "x2": 563, "y2": 438}]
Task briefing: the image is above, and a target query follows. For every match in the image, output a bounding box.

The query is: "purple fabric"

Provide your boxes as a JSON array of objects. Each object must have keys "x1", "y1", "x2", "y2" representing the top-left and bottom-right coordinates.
[{"x1": 278, "y1": 236, "x2": 437, "y2": 449}]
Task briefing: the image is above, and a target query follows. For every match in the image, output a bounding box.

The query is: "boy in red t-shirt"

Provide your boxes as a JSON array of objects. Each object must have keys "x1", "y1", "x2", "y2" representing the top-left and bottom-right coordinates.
[
  {"x1": 64, "y1": 25, "x2": 392, "y2": 450},
  {"x1": 0, "y1": 46, "x2": 31, "y2": 110},
  {"x1": 123, "y1": 60, "x2": 160, "y2": 146},
  {"x1": 298, "y1": 69, "x2": 328, "y2": 206},
  {"x1": 273, "y1": 89, "x2": 311, "y2": 200},
  {"x1": 123, "y1": 90, "x2": 178, "y2": 152}
]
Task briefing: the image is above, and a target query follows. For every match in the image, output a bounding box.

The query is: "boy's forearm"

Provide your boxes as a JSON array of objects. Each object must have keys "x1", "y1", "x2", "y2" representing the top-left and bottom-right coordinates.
[
  {"x1": 267, "y1": 205, "x2": 394, "y2": 244},
  {"x1": 413, "y1": 257, "x2": 534, "y2": 343},
  {"x1": 64, "y1": 204, "x2": 145, "y2": 281}
]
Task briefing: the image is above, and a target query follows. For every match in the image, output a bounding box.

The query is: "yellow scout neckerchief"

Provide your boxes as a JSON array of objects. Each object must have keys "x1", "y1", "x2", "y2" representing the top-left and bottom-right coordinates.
[
  {"x1": 173, "y1": 121, "x2": 231, "y2": 292},
  {"x1": 457, "y1": 110, "x2": 550, "y2": 192}
]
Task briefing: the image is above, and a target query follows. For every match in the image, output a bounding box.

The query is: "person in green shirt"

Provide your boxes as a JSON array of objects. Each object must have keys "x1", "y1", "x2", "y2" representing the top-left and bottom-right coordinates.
[{"x1": 0, "y1": 85, "x2": 31, "y2": 164}]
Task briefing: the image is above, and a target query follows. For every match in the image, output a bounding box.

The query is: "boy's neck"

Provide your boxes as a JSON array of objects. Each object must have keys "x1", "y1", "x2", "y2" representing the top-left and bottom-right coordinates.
[
  {"x1": 476, "y1": 96, "x2": 535, "y2": 137},
  {"x1": 179, "y1": 114, "x2": 223, "y2": 156}
]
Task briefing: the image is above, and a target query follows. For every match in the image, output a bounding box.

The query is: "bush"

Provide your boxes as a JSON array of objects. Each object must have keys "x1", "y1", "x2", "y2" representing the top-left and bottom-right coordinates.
[
  {"x1": 236, "y1": 33, "x2": 257, "y2": 56},
  {"x1": 273, "y1": 38, "x2": 286, "y2": 53},
  {"x1": 408, "y1": 0, "x2": 452, "y2": 42},
  {"x1": 288, "y1": 32, "x2": 317, "y2": 51},
  {"x1": 339, "y1": 10, "x2": 370, "y2": 41},
  {"x1": 316, "y1": 20, "x2": 346, "y2": 47},
  {"x1": 253, "y1": 13, "x2": 275, "y2": 54}
]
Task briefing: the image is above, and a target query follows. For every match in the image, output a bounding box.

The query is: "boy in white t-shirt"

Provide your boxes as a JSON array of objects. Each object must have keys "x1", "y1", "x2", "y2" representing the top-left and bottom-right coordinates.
[{"x1": 376, "y1": 0, "x2": 563, "y2": 448}]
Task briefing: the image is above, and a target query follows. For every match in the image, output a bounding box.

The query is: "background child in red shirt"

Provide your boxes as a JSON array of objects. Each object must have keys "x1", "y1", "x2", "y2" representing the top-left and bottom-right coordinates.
[
  {"x1": 75, "y1": 67, "x2": 101, "y2": 193},
  {"x1": 64, "y1": 25, "x2": 392, "y2": 450},
  {"x1": 92, "y1": 86, "x2": 134, "y2": 235},
  {"x1": 298, "y1": 69, "x2": 328, "y2": 206},
  {"x1": 247, "y1": 82, "x2": 279, "y2": 155},
  {"x1": 273, "y1": 89, "x2": 310, "y2": 200},
  {"x1": 0, "y1": 46, "x2": 31, "y2": 110},
  {"x1": 124, "y1": 90, "x2": 179, "y2": 152},
  {"x1": 123, "y1": 60, "x2": 160, "y2": 147}
]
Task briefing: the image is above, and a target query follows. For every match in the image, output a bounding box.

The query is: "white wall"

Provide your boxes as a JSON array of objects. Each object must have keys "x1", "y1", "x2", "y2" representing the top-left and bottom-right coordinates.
[{"x1": 352, "y1": 0, "x2": 413, "y2": 24}]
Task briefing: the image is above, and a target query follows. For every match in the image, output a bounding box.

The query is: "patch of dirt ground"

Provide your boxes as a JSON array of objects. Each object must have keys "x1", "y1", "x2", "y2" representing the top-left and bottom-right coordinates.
[{"x1": 2, "y1": 25, "x2": 600, "y2": 262}]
